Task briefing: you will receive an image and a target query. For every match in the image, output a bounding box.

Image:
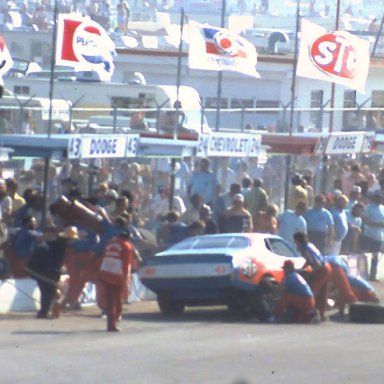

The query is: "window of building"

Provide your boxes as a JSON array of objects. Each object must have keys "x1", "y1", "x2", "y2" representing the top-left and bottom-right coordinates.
[
  {"x1": 110, "y1": 95, "x2": 156, "y2": 118},
  {"x1": 343, "y1": 90, "x2": 357, "y2": 107},
  {"x1": 204, "y1": 97, "x2": 228, "y2": 109},
  {"x1": 230, "y1": 99, "x2": 254, "y2": 109},
  {"x1": 310, "y1": 90, "x2": 323, "y2": 129},
  {"x1": 369, "y1": 91, "x2": 384, "y2": 129},
  {"x1": 13, "y1": 86, "x2": 30, "y2": 96},
  {"x1": 255, "y1": 100, "x2": 279, "y2": 114},
  {"x1": 10, "y1": 42, "x2": 23, "y2": 55},
  {"x1": 371, "y1": 91, "x2": 384, "y2": 107},
  {"x1": 31, "y1": 41, "x2": 43, "y2": 58}
]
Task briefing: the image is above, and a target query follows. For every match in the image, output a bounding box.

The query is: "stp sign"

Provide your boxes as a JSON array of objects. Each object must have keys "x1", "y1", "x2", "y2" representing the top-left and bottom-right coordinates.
[{"x1": 309, "y1": 32, "x2": 356, "y2": 79}]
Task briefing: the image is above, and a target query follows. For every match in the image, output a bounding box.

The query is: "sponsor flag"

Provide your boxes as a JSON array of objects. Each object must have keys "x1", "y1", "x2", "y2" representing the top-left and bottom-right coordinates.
[
  {"x1": 0, "y1": 35, "x2": 13, "y2": 81},
  {"x1": 56, "y1": 14, "x2": 116, "y2": 81},
  {"x1": 297, "y1": 19, "x2": 370, "y2": 93},
  {"x1": 188, "y1": 21, "x2": 260, "y2": 78}
]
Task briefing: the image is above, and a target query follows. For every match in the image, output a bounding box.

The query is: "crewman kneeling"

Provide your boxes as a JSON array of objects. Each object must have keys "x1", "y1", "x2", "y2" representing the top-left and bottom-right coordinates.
[
  {"x1": 274, "y1": 260, "x2": 317, "y2": 323},
  {"x1": 348, "y1": 275, "x2": 379, "y2": 304}
]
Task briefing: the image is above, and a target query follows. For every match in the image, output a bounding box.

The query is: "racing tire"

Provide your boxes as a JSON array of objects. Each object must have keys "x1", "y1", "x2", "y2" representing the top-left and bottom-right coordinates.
[
  {"x1": 157, "y1": 293, "x2": 185, "y2": 316},
  {"x1": 349, "y1": 302, "x2": 384, "y2": 324},
  {"x1": 253, "y1": 278, "x2": 280, "y2": 321}
]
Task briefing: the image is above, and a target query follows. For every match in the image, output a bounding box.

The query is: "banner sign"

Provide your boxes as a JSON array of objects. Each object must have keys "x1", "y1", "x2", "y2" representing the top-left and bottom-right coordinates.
[
  {"x1": 323, "y1": 132, "x2": 371, "y2": 155},
  {"x1": 197, "y1": 133, "x2": 263, "y2": 157},
  {"x1": 67, "y1": 134, "x2": 140, "y2": 159},
  {"x1": 362, "y1": 132, "x2": 375, "y2": 153},
  {"x1": 188, "y1": 21, "x2": 260, "y2": 78},
  {"x1": 56, "y1": 14, "x2": 116, "y2": 81},
  {"x1": 81, "y1": 135, "x2": 127, "y2": 158},
  {"x1": 297, "y1": 19, "x2": 370, "y2": 93}
]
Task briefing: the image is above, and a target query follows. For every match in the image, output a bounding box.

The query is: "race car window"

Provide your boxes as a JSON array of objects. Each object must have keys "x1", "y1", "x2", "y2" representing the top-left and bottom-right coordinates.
[
  {"x1": 266, "y1": 238, "x2": 297, "y2": 258},
  {"x1": 169, "y1": 236, "x2": 249, "y2": 251}
]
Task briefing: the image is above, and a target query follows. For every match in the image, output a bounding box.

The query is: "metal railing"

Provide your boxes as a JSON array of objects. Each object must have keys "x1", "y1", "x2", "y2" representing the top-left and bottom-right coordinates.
[{"x1": 1, "y1": 102, "x2": 384, "y2": 135}]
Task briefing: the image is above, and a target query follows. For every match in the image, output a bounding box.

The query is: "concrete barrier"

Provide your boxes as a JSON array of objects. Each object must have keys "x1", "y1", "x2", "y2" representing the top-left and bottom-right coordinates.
[
  {"x1": 0, "y1": 274, "x2": 156, "y2": 314},
  {"x1": 0, "y1": 278, "x2": 39, "y2": 314}
]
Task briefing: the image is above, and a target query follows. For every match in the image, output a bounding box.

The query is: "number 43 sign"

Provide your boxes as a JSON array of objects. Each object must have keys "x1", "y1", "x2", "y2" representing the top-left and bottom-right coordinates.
[
  {"x1": 125, "y1": 134, "x2": 140, "y2": 157},
  {"x1": 68, "y1": 135, "x2": 82, "y2": 158}
]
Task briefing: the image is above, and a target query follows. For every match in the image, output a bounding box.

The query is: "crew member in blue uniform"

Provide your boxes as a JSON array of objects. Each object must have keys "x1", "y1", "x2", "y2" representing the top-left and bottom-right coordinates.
[
  {"x1": 274, "y1": 259, "x2": 316, "y2": 323},
  {"x1": 294, "y1": 231, "x2": 331, "y2": 321}
]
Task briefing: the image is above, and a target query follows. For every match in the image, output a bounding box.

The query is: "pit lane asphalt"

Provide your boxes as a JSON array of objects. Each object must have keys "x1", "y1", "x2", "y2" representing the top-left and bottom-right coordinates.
[{"x1": 1, "y1": 282, "x2": 384, "y2": 384}]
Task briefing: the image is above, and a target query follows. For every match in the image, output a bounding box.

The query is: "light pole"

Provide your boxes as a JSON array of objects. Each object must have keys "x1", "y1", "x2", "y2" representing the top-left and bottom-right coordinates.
[{"x1": 42, "y1": 0, "x2": 59, "y2": 227}]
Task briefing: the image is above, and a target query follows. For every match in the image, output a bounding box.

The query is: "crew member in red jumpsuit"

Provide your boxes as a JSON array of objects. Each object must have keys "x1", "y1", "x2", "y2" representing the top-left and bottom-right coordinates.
[
  {"x1": 325, "y1": 255, "x2": 357, "y2": 315},
  {"x1": 99, "y1": 228, "x2": 134, "y2": 332}
]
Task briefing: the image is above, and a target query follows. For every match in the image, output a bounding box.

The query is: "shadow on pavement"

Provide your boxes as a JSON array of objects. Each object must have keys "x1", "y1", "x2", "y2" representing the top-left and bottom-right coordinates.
[
  {"x1": 12, "y1": 330, "x2": 76, "y2": 335},
  {"x1": 122, "y1": 307, "x2": 264, "y2": 324}
]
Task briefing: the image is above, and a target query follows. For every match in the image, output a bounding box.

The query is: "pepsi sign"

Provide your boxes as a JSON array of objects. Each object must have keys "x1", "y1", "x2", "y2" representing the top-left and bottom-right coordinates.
[{"x1": 56, "y1": 15, "x2": 115, "y2": 80}]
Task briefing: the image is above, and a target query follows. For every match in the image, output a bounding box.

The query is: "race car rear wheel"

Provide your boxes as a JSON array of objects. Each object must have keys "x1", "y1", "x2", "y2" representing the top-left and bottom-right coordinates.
[
  {"x1": 157, "y1": 293, "x2": 185, "y2": 316},
  {"x1": 253, "y1": 278, "x2": 280, "y2": 321}
]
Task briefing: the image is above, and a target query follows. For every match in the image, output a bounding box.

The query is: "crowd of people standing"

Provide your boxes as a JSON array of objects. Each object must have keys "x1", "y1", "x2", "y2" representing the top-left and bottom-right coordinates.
[{"x1": 0, "y1": 153, "x2": 383, "y2": 326}]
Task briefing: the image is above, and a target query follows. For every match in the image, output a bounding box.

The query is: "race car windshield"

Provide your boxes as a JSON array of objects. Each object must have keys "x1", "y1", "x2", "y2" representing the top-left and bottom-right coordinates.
[{"x1": 169, "y1": 235, "x2": 250, "y2": 251}]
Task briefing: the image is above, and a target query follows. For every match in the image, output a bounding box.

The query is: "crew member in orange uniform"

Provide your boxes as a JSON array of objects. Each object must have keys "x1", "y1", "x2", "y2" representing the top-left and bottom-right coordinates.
[
  {"x1": 325, "y1": 255, "x2": 357, "y2": 315},
  {"x1": 294, "y1": 231, "x2": 331, "y2": 321},
  {"x1": 99, "y1": 228, "x2": 134, "y2": 332}
]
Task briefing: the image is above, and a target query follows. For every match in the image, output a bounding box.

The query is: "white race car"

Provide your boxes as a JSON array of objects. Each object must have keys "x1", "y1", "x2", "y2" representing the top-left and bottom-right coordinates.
[{"x1": 139, "y1": 233, "x2": 305, "y2": 319}]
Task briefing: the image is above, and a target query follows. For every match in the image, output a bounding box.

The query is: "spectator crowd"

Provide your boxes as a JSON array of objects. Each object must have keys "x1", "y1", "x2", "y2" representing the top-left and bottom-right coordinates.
[{"x1": 0, "y1": 153, "x2": 383, "y2": 324}]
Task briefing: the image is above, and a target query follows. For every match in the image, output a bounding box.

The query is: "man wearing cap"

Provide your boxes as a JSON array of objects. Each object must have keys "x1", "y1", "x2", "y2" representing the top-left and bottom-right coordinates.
[
  {"x1": 26, "y1": 226, "x2": 79, "y2": 319},
  {"x1": 99, "y1": 228, "x2": 135, "y2": 332},
  {"x1": 346, "y1": 185, "x2": 362, "y2": 211},
  {"x1": 199, "y1": 204, "x2": 218, "y2": 235},
  {"x1": 328, "y1": 195, "x2": 349, "y2": 256},
  {"x1": 274, "y1": 260, "x2": 316, "y2": 323},
  {"x1": 221, "y1": 193, "x2": 253, "y2": 233},
  {"x1": 104, "y1": 188, "x2": 118, "y2": 216}
]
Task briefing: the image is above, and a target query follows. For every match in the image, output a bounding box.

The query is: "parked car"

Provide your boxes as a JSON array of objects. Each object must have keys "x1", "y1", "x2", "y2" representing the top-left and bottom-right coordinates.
[{"x1": 138, "y1": 233, "x2": 305, "y2": 319}]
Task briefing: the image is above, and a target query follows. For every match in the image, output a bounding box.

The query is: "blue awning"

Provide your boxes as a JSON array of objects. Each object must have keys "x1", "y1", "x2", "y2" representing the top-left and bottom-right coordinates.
[{"x1": 0, "y1": 134, "x2": 68, "y2": 158}]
